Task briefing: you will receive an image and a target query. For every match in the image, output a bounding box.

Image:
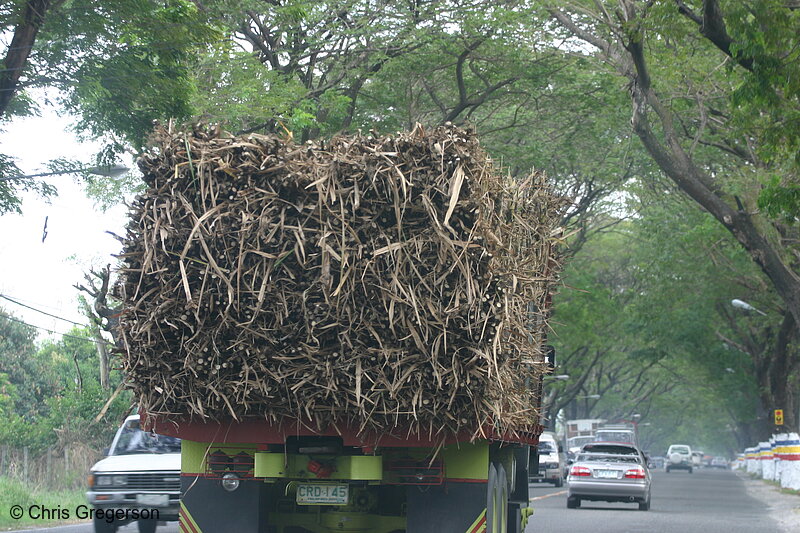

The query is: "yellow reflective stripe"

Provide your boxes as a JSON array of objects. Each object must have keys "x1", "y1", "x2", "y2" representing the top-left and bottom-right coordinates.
[
  {"x1": 180, "y1": 501, "x2": 202, "y2": 533},
  {"x1": 467, "y1": 509, "x2": 487, "y2": 533},
  {"x1": 775, "y1": 446, "x2": 800, "y2": 454}
]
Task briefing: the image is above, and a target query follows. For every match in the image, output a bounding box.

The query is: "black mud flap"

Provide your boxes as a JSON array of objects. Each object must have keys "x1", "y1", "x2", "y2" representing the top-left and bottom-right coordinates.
[
  {"x1": 406, "y1": 481, "x2": 488, "y2": 532},
  {"x1": 180, "y1": 475, "x2": 268, "y2": 532}
]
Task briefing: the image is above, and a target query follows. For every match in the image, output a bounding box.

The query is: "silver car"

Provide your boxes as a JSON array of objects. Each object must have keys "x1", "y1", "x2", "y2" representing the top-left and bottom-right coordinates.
[{"x1": 566, "y1": 443, "x2": 652, "y2": 510}]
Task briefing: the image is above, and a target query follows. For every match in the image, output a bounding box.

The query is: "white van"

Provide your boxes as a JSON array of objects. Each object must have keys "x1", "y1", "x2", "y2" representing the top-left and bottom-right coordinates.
[{"x1": 530, "y1": 431, "x2": 566, "y2": 486}]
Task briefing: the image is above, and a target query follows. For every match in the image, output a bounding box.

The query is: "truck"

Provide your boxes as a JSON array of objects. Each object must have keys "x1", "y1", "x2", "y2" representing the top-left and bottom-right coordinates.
[
  {"x1": 564, "y1": 419, "x2": 605, "y2": 456},
  {"x1": 594, "y1": 422, "x2": 639, "y2": 448},
  {"x1": 119, "y1": 124, "x2": 565, "y2": 533}
]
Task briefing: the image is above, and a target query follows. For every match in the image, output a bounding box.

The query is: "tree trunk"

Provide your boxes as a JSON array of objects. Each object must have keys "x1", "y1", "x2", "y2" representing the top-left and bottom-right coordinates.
[
  {"x1": 94, "y1": 328, "x2": 110, "y2": 390},
  {"x1": 0, "y1": 0, "x2": 52, "y2": 119}
]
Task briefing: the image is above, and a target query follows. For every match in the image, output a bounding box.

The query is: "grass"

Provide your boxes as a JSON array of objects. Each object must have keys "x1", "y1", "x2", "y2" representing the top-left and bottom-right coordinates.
[{"x1": 0, "y1": 476, "x2": 87, "y2": 530}]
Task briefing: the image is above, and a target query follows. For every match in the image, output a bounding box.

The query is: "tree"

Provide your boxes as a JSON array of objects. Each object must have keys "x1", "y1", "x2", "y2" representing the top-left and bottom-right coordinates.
[
  {"x1": 0, "y1": 0, "x2": 218, "y2": 212},
  {"x1": 0, "y1": 309, "x2": 55, "y2": 419},
  {"x1": 548, "y1": 0, "x2": 800, "y2": 432}
]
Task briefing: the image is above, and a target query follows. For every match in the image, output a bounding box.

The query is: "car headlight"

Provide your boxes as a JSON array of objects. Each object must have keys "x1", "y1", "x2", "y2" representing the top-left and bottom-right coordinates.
[
  {"x1": 113, "y1": 475, "x2": 128, "y2": 486},
  {"x1": 95, "y1": 475, "x2": 113, "y2": 486}
]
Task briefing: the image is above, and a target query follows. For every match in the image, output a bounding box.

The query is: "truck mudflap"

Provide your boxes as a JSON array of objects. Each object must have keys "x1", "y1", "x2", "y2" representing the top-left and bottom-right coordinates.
[
  {"x1": 467, "y1": 510, "x2": 487, "y2": 532},
  {"x1": 179, "y1": 501, "x2": 201, "y2": 533}
]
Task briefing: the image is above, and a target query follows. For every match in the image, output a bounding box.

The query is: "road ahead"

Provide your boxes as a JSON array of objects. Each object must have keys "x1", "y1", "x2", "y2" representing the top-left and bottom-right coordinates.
[{"x1": 526, "y1": 468, "x2": 784, "y2": 532}]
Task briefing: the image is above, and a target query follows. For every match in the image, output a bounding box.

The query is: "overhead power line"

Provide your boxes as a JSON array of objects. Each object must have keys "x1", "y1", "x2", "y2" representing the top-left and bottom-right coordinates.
[
  {"x1": 0, "y1": 293, "x2": 87, "y2": 327},
  {"x1": 0, "y1": 312, "x2": 113, "y2": 346}
]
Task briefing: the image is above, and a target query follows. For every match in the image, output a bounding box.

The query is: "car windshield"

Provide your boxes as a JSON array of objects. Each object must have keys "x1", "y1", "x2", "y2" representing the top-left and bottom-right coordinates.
[
  {"x1": 583, "y1": 444, "x2": 638, "y2": 455},
  {"x1": 670, "y1": 446, "x2": 690, "y2": 455},
  {"x1": 577, "y1": 453, "x2": 641, "y2": 464},
  {"x1": 538, "y1": 441, "x2": 555, "y2": 453},
  {"x1": 112, "y1": 423, "x2": 181, "y2": 455}
]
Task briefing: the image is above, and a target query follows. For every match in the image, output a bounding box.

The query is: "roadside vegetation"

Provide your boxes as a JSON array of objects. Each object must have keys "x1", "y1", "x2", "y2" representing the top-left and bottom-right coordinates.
[{"x1": 0, "y1": 476, "x2": 85, "y2": 529}]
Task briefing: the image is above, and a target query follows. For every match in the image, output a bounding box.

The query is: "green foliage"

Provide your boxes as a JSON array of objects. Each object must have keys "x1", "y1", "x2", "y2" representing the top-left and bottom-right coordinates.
[
  {"x1": 0, "y1": 0, "x2": 219, "y2": 209},
  {"x1": 0, "y1": 154, "x2": 57, "y2": 215},
  {"x1": 0, "y1": 477, "x2": 84, "y2": 529},
  {"x1": 0, "y1": 315, "x2": 131, "y2": 452},
  {"x1": 551, "y1": 191, "x2": 765, "y2": 451}
]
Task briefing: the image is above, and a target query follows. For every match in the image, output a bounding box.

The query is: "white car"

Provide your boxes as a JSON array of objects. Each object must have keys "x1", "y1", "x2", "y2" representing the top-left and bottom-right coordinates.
[
  {"x1": 86, "y1": 415, "x2": 181, "y2": 533},
  {"x1": 665, "y1": 444, "x2": 693, "y2": 473}
]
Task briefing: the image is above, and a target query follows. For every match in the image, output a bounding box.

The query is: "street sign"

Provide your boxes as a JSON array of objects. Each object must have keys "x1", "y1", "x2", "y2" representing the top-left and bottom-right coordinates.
[{"x1": 775, "y1": 409, "x2": 784, "y2": 425}]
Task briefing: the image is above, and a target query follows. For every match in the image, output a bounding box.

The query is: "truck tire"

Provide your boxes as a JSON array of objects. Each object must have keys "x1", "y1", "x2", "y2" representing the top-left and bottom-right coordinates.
[
  {"x1": 487, "y1": 463, "x2": 498, "y2": 533},
  {"x1": 497, "y1": 465, "x2": 508, "y2": 533},
  {"x1": 553, "y1": 475, "x2": 563, "y2": 488},
  {"x1": 487, "y1": 463, "x2": 509, "y2": 533},
  {"x1": 93, "y1": 517, "x2": 117, "y2": 533}
]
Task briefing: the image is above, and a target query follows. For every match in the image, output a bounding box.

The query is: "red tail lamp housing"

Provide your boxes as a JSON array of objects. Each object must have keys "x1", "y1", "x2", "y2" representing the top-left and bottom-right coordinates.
[
  {"x1": 624, "y1": 467, "x2": 647, "y2": 479},
  {"x1": 569, "y1": 465, "x2": 591, "y2": 477}
]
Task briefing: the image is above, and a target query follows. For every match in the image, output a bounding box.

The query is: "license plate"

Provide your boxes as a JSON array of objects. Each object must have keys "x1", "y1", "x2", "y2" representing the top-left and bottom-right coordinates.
[
  {"x1": 296, "y1": 483, "x2": 349, "y2": 505},
  {"x1": 594, "y1": 470, "x2": 620, "y2": 479},
  {"x1": 136, "y1": 494, "x2": 169, "y2": 507}
]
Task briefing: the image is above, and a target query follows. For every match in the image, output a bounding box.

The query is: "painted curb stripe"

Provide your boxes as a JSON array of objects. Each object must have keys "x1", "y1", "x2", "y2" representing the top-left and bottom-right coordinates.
[
  {"x1": 467, "y1": 509, "x2": 487, "y2": 533},
  {"x1": 180, "y1": 502, "x2": 201, "y2": 533}
]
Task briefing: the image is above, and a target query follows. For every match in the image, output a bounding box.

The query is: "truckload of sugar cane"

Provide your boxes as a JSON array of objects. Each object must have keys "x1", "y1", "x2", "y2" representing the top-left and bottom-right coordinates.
[{"x1": 115, "y1": 121, "x2": 566, "y2": 439}]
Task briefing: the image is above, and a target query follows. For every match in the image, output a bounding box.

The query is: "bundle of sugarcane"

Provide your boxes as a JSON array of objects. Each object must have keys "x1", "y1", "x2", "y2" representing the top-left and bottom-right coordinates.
[{"x1": 115, "y1": 121, "x2": 566, "y2": 439}]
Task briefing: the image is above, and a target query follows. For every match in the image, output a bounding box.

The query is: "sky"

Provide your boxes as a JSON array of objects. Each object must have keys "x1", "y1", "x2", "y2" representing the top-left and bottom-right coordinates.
[{"x1": 0, "y1": 107, "x2": 130, "y2": 341}]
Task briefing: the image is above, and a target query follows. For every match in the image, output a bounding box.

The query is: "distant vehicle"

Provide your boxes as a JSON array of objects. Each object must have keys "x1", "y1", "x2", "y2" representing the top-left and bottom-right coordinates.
[
  {"x1": 86, "y1": 415, "x2": 181, "y2": 533},
  {"x1": 691, "y1": 451, "x2": 704, "y2": 468},
  {"x1": 594, "y1": 427, "x2": 637, "y2": 446},
  {"x1": 666, "y1": 444, "x2": 693, "y2": 473},
  {"x1": 710, "y1": 456, "x2": 730, "y2": 469},
  {"x1": 531, "y1": 431, "x2": 566, "y2": 486},
  {"x1": 567, "y1": 435, "x2": 597, "y2": 455},
  {"x1": 566, "y1": 442, "x2": 651, "y2": 511},
  {"x1": 566, "y1": 419, "x2": 605, "y2": 439}
]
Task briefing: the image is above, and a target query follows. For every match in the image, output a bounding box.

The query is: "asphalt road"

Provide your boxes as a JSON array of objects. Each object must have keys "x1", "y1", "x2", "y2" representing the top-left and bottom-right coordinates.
[
  {"x1": 526, "y1": 467, "x2": 784, "y2": 533},
  {"x1": 0, "y1": 522, "x2": 178, "y2": 533}
]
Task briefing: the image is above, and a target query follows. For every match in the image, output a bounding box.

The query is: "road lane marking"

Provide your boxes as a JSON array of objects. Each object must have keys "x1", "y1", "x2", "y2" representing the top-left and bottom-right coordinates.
[{"x1": 529, "y1": 489, "x2": 567, "y2": 502}]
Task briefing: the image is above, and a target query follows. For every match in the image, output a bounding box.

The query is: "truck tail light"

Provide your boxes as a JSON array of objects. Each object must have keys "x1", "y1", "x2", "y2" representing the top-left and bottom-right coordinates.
[
  {"x1": 569, "y1": 466, "x2": 591, "y2": 477},
  {"x1": 624, "y1": 467, "x2": 646, "y2": 479}
]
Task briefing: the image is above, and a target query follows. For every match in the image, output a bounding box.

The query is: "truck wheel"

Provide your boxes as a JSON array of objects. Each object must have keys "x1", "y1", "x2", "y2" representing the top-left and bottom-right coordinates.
[
  {"x1": 93, "y1": 517, "x2": 117, "y2": 533},
  {"x1": 487, "y1": 463, "x2": 498, "y2": 533},
  {"x1": 137, "y1": 519, "x2": 157, "y2": 533},
  {"x1": 553, "y1": 476, "x2": 563, "y2": 488},
  {"x1": 497, "y1": 464, "x2": 508, "y2": 533},
  {"x1": 487, "y1": 463, "x2": 509, "y2": 533}
]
